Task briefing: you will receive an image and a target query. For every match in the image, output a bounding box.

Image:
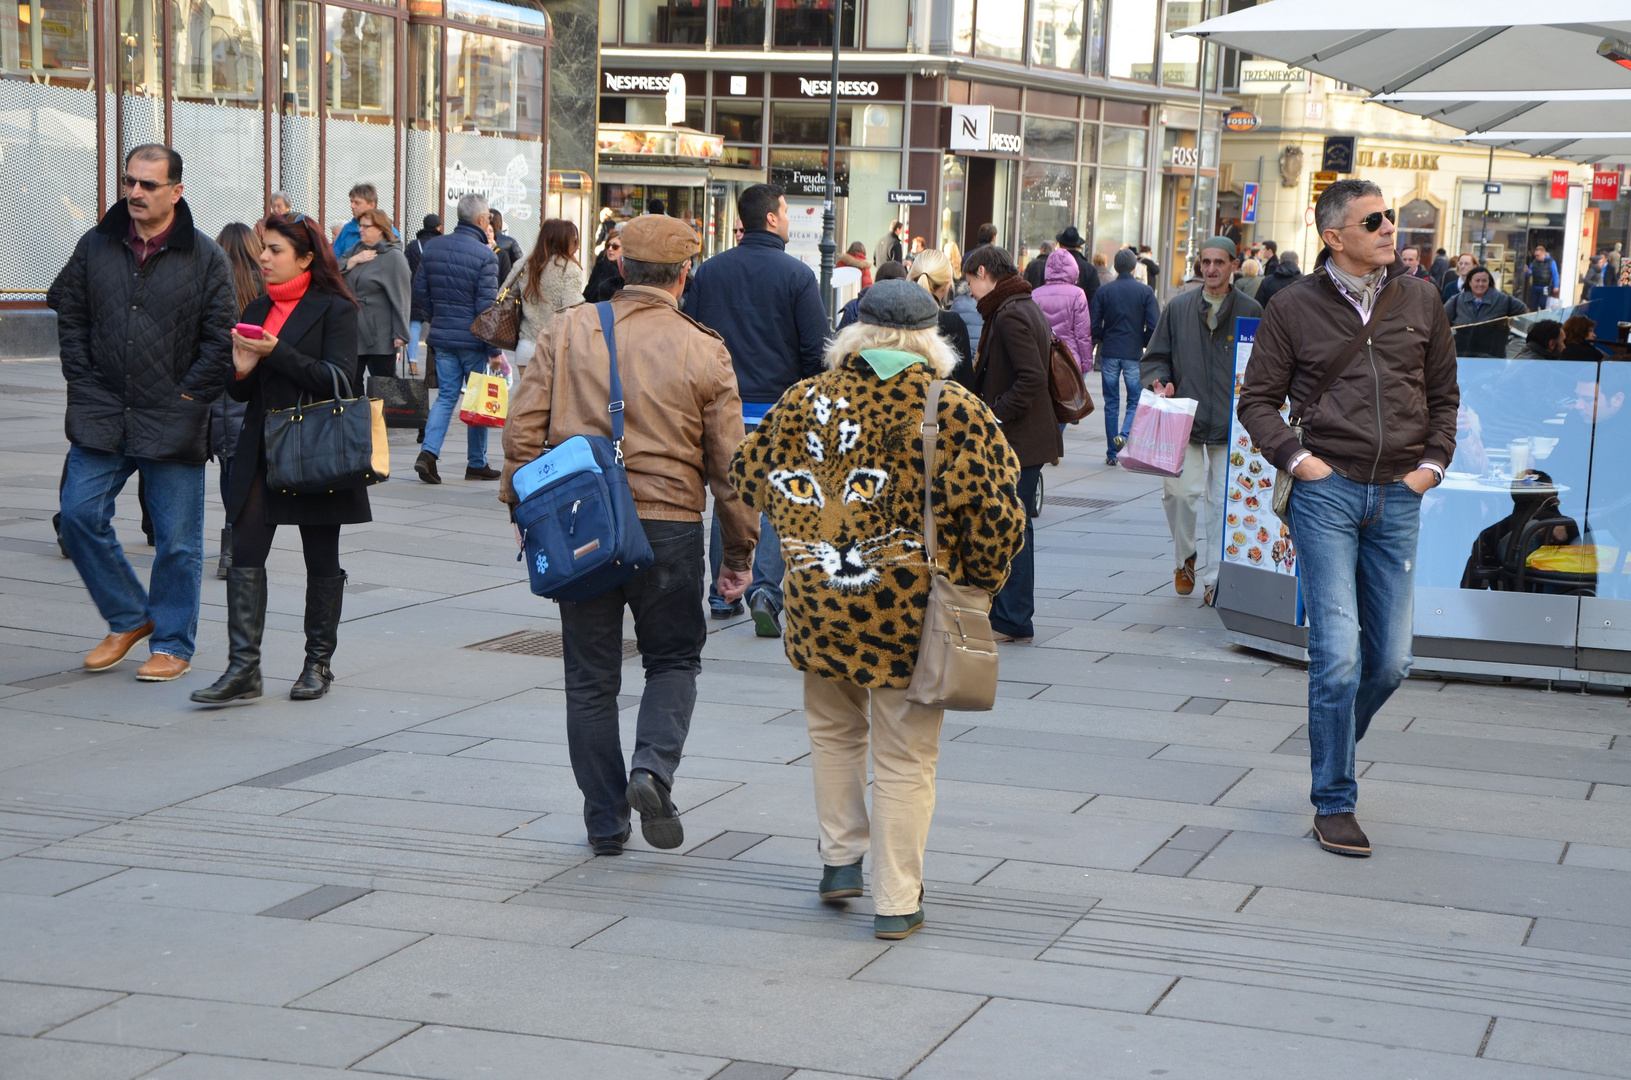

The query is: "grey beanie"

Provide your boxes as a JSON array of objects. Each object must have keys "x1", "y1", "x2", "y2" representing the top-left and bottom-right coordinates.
[
  {"x1": 857, "y1": 278, "x2": 939, "y2": 331},
  {"x1": 1113, "y1": 248, "x2": 1138, "y2": 274}
]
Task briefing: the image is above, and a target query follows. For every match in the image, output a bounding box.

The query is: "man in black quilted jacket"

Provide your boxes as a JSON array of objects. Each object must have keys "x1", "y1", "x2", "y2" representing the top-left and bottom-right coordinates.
[{"x1": 54, "y1": 144, "x2": 237, "y2": 682}]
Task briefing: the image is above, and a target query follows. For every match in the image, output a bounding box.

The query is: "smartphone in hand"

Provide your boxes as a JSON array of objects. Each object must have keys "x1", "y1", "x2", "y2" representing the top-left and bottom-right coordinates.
[{"x1": 234, "y1": 323, "x2": 265, "y2": 339}]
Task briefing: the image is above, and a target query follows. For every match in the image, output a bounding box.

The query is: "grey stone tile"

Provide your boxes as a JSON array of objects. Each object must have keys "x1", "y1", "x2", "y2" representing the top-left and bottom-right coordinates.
[
  {"x1": 283, "y1": 795, "x2": 543, "y2": 837},
  {"x1": 314, "y1": 889, "x2": 617, "y2": 946},
  {"x1": 1239, "y1": 887, "x2": 1532, "y2": 946},
  {"x1": 1526, "y1": 919, "x2": 1631, "y2": 961},
  {"x1": 0, "y1": 1034, "x2": 176, "y2": 1079},
  {"x1": 1152, "y1": 978, "x2": 1492, "y2": 1053},
  {"x1": 730, "y1": 834, "x2": 1003, "y2": 887},
  {"x1": 45, "y1": 994, "x2": 416, "y2": 1067},
  {"x1": 936, "y1": 740, "x2": 1246, "y2": 804},
  {"x1": 854, "y1": 947, "x2": 1171, "y2": 1012},
  {"x1": 0, "y1": 710, "x2": 144, "y2": 770},
  {"x1": 0, "y1": 980, "x2": 123, "y2": 1036},
  {"x1": 0, "y1": 893, "x2": 419, "y2": 1006},
  {"x1": 1363, "y1": 762, "x2": 1592, "y2": 800},
  {"x1": 711, "y1": 1064, "x2": 795, "y2": 1080},
  {"x1": 176, "y1": 787, "x2": 332, "y2": 815},
  {"x1": 905, "y1": 999, "x2": 1593, "y2": 1080},
  {"x1": 576, "y1": 915, "x2": 886, "y2": 978},
  {"x1": 65, "y1": 868, "x2": 319, "y2": 914},
  {"x1": 1134, "y1": 847, "x2": 1202, "y2": 877},
  {"x1": 351, "y1": 1025, "x2": 727, "y2": 1079},
  {"x1": 684, "y1": 830, "x2": 771, "y2": 861},
  {"x1": 0, "y1": 856, "x2": 124, "y2": 896},
  {"x1": 141, "y1": 1056, "x2": 377, "y2": 1079},
  {"x1": 243, "y1": 748, "x2": 384, "y2": 788},
  {"x1": 1175, "y1": 696, "x2": 1228, "y2": 714},
  {"x1": 979, "y1": 859, "x2": 1255, "y2": 916},
  {"x1": 361, "y1": 732, "x2": 490, "y2": 756},
  {"x1": 1289, "y1": 730, "x2": 1631, "y2": 786},
  {"x1": 260, "y1": 885, "x2": 373, "y2": 920},
  {"x1": 295, "y1": 934, "x2": 981, "y2": 1076},
  {"x1": 1562, "y1": 843, "x2": 1631, "y2": 873},
  {"x1": 1484, "y1": 1018, "x2": 1631, "y2": 1077},
  {"x1": 949, "y1": 725, "x2": 1168, "y2": 761},
  {"x1": 1164, "y1": 826, "x2": 1230, "y2": 853}
]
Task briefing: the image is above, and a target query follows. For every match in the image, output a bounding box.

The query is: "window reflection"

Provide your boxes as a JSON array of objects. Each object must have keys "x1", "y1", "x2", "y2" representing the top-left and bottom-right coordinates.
[
  {"x1": 715, "y1": 0, "x2": 765, "y2": 46},
  {"x1": 773, "y1": 0, "x2": 854, "y2": 48},
  {"x1": 2, "y1": 0, "x2": 93, "y2": 74},
  {"x1": 120, "y1": 0, "x2": 164, "y2": 97},
  {"x1": 1160, "y1": 0, "x2": 1204, "y2": 87},
  {"x1": 326, "y1": 7, "x2": 392, "y2": 115},
  {"x1": 625, "y1": 0, "x2": 705, "y2": 44},
  {"x1": 1105, "y1": 0, "x2": 1155, "y2": 82},
  {"x1": 1030, "y1": 0, "x2": 1082, "y2": 70},
  {"x1": 448, "y1": 28, "x2": 544, "y2": 136},
  {"x1": 974, "y1": 0, "x2": 1021, "y2": 61},
  {"x1": 174, "y1": 0, "x2": 262, "y2": 102}
]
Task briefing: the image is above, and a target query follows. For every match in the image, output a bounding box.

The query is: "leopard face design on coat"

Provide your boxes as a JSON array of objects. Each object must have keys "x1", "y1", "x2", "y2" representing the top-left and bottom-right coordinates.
[{"x1": 729, "y1": 362, "x2": 1025, "y2": 690}]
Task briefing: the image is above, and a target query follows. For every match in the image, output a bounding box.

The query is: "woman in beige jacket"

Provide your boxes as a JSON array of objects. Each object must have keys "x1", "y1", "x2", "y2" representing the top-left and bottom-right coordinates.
[{"x1": 505, "y1": 218, "x2": 584, "y2": 364}]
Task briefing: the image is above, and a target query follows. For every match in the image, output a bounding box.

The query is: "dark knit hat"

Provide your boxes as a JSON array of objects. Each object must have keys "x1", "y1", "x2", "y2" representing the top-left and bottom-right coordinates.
[
  {"x1": 857, "y1": 279, "x2": 939, "y2": 330},
  {"x1": 1114, "y1": 248, "x2": 1138, "y2": 274}
]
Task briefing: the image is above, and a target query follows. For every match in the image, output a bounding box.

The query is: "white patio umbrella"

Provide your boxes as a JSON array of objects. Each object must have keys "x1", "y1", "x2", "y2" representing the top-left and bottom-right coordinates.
[{"x1": 1178, "y1": 1, "x2": 1631, "y2": 163}]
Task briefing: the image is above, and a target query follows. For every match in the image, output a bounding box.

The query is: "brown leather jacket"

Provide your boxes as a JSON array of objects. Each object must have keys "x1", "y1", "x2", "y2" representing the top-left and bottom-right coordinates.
[
  {"x1": 500, "y1": 286, "x2": 759, "y2": 571},
  {"x1": 1238, "y1": 254, "x2": 1459, "y2": 484}
]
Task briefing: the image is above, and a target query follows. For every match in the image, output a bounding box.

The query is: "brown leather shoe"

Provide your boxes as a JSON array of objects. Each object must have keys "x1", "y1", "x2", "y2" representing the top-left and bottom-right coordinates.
[
  {"x1": 1313, "y1": 812, "x2": 1372, "y2": 857},
  {"x1": 84, "y1": 622, "x2": 155, "y2": 672},
  {"x1": 1175, "y1": 555, "x2": 1196, "y2": 596},
  {"x1": 135, "y1": 653, "x2": 191, "y2": 682}
]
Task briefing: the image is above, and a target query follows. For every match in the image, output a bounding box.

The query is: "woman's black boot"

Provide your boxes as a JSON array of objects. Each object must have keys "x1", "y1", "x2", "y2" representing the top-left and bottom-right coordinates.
[
  {"x1": 291, "y1": 573, "x2": 345, "y2": 700},
  {"x1": 190, "y1": 567, "x2": 266, "y2": 704}
]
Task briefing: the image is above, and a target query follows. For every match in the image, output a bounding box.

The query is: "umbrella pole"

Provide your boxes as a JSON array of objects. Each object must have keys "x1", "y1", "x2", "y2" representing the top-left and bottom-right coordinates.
[
  {"x1": 1191, "y1": 34, "x2": 1209, "y2": 273},
  {"x1": 1479, "y1": 144, "x2": 1493, "y2": 266}
]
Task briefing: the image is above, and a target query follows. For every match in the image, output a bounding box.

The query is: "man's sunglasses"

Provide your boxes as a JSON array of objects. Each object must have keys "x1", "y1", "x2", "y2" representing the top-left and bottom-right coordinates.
[
  {"x1": 123, "y1": 175, "x2": 176, "y2": 192},
  {"x1": 1338, "y1": 208, "x2": 1396, "y2": 233}
]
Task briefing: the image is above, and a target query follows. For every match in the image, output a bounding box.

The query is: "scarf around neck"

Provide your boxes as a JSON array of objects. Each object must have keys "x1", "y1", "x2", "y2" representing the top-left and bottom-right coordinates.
[
  {"x1": 1325, "y1": 259, "x2": 1387, "y2": 319},
  {"x1": 975, "y1": 274, "x2": 1033, "y2": 321}
]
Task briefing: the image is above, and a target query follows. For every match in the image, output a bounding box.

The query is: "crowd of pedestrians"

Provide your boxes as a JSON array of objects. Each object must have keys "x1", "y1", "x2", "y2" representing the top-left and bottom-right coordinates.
[{"x1": 51, "y1": 145, "x2": 1483, "y2": 940}]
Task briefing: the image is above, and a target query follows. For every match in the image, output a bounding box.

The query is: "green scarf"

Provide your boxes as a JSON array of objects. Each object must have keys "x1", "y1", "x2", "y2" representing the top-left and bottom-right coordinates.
[{"x1": 859, "y1": 349, "x2": 926, "y2": 380}]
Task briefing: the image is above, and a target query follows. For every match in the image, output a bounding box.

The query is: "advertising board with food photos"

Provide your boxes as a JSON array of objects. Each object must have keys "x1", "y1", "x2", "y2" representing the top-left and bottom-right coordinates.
[{"x1": 1223, "y1": 318, "x2": 1297, "y2": 578}]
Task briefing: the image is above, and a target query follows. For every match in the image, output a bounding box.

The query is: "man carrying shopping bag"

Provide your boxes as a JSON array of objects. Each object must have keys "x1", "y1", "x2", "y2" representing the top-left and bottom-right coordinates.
[{"x1": 1141, "y1": 238, "x2": 1262, "y2": 607}]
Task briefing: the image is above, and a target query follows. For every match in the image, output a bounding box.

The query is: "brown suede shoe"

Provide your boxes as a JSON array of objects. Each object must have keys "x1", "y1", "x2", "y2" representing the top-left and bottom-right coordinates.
[
  {"x1": 1313, "y1": 812, "x2": 1372, "y2": 857},
  {"x1": 135, "y1": 653, "x2": 191, "y2": 682},
  {"x1": 1175, "y1": 555, "x2": 1196, "y2": 596},
  {"x1": 84, "y1": 622, "x2": 155, "y2": 672}
]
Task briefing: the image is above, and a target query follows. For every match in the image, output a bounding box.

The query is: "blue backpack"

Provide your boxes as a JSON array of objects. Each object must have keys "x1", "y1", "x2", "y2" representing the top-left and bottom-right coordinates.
[{"x1": 512, "y1": 303, "x2": 653, "y2": 602}]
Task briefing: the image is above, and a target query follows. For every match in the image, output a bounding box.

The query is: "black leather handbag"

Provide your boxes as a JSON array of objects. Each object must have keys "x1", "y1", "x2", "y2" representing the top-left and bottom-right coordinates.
[
  {"x1": 368, "y1": 350, "x2": 429, "y2": 430},
  {"x1": 264, "y1": 364, "x2": 390, "y2": 494}
]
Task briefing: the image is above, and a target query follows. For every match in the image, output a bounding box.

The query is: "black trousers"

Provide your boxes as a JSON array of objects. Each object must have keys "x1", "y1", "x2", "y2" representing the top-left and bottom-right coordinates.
[
  {"x1": 358, "y1": 354, "x2": 398, "y2": 383},
  {"x1": 558, "y1": 519, "x2": 706, "y2": 840},
  {"x1": 230, "y1": 472, "x2": 342, "y2": 577}
]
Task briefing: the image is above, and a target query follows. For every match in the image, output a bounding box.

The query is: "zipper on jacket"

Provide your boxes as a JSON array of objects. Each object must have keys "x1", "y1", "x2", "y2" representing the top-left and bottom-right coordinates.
[{"x1": 1366, "y1": 338, "x2": 1383, "y2": 483}]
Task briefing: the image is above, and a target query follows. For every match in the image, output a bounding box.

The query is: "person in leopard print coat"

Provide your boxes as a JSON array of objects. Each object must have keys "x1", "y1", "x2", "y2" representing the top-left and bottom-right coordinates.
[{"x1": 730, "y1": 279, "x2": 1024, "y2": 940}]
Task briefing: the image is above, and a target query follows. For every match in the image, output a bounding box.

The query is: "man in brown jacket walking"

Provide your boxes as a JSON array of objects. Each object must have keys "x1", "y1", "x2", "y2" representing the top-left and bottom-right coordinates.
[
  {"x1": 1238, "y1": 179, "x2": 1458, "y2": 859},
  {"x1": 502, "y1": 215, "x2": 758, "y2": 857}
]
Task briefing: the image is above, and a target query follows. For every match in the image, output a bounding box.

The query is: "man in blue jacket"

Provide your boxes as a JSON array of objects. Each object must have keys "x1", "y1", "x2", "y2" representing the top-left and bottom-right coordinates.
[
  {"x1": 1090, "y1": 248, "x2": 1161, "y2": 467},
  {"x1": 412, "y1": 193, "x2": 503, "y2": 484},
  {"x1": 688, "y1": 183, "x2": 827, "y2": 635}
]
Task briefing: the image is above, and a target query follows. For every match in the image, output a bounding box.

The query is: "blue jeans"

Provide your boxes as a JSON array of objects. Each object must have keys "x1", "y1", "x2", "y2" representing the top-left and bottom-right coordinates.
[
  {"x1": 710, "y1": 509, "x2": 783, "y2": 614},
  {"x1": 423, "y1": 348, "x2": 491, "y2": 468},
  {"x1": 59, "y1": 445, "x2": 205, "y2": 660},
  {"x1": 1100, "y1": 356, "x2": 1140, "y2": 458},
  {"x1": 990, "y1": 464, "x2": 1040, "y2": 639},
  {"x1": 1289, "y1": 472, "x2": 1422, "y2": 815},
  {"x1": 406, "y1": 320, "x2": 423, "y2": 368}
]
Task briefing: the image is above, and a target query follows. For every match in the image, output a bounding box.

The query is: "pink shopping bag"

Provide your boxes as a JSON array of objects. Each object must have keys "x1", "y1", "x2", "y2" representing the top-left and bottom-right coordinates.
[{"x1": 1118, "y1": 390, "x2": 1197, "y2": 477}]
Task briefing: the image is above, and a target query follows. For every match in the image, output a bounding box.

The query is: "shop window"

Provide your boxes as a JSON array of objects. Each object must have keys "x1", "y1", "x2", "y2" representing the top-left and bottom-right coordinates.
[
  {"x1": 1105, "y1": 0, "x2": 1155, "y2": 82},
  {"x1": 448, "y1": 28, "x2": 544, "y2": 136},
  {"x1": 974, "y1": 0, "x2": 1021, "y2": 62},
  {"x1": 854, "y1": 103, "x2": 902, "y2": 147},
  {"x1": 1080, "y1": 123, "x2": 1097, "y2": 163},
  {"x1": 119, "y1": 0, "x2": 164, "y2": 99},
  {"x1": 720, "y1": 144, "x2": 761, "y2": 166},
  {"x1": 1086, "y1": 0, "x2": 1104, "y2": 76},
  {"x1": 715, "y1": 102, "x2": 763, "y2": 143},
  {"x1": 278, "y1": 0, "x2": 319, "y2": 215},
  {"x1": 624, "y1": 0, "x2": 706, "y2": 45},
  {"x1": 952, "y1": 0, "x2": 971, "y2": 53},
  {"x1": 1077, "y1": 166, "x2": 1095, "y2": 240},
  {"x1": 770, "y1": 102, "x2": 900, "y2": 148},
  {"x1": 1397, "y1": 198, "x2": 1438, "y2": 261},
  {"x1": 865, "y1": 0, "x2": 906, "y2": 49},
  {"x1": 446, "y1": 0, "x2": 547, "y2": 37},
  {"x1": 326, "y1": 7, "x2": 393, "y2": 115},
  {"x1": 1160, "y1": 0, "x2": 1205, "y2": 87},
  {"x1": 846, "y1": 149, "x2": 902, "y2": 261},
  {"x1": 1, "y1": 0, "x2": 92, "y2": 75},
  {"x1": 1023, "y1": 117, "x2": 1075, "y2": 162},
  {"x1": 1100, "y1": 124, "x2": 1146, "y2": 167},
  {"x1": 715, "y1": 0, "x2": 765, "y2": 46},
  {"x1": 172, "y1": 0, "x2": 262, "y2": 102},
  {"x1": 940, "y1": 154, "x2": 965, "y2": 253},
  {"x1": 171, "y1": 0, "x2": 266, "y2": 235},
  {"x1": 1030, "y1": 0, "x2": 1082, "y2": 71},
  {"x1": 406, "y1": 22, "x2": 442, "y2": 228},
  {"x1": 1096, "y1": 166, "x2": 1143, "y2": 258},
  {"x1": 773, "y1": 0, "x2": 854, "y2": 49},
  {"x1": 624, "y1": 95, "x2": 704, "y2": 129},
  {"x1": 1018, "y1": 161, "x2": 1073, "y2": 267},
  {"x1": 600, "y1": 0, "x2": 618, "y2": 41}
]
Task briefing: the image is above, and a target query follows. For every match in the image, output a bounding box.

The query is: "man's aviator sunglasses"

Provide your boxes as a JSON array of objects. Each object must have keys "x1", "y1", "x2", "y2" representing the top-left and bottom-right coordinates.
[
  {"x1": 122, "y1": 174, "x2": 176, "y2": 193},
  {"x1": 1337, "y1": 207, "x2": 1396, "y2": 233}
]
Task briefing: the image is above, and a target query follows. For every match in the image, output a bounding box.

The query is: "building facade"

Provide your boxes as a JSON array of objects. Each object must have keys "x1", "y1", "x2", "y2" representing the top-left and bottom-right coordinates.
[
  {"x1": 1218, "y1": 70, "x2": 1598, "y2": 301},
  {"x1": 0, "y1": 0, "x2": 550, "y2": 322}
]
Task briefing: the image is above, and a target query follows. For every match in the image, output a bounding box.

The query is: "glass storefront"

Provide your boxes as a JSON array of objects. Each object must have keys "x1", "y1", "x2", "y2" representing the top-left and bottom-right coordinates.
[
  {"x1": 1460, "y1": 180, "x2": 1567, "y2": 297},
  {"x1": 1105, "y1": 0, "x2": 1156, "y2": 82}
]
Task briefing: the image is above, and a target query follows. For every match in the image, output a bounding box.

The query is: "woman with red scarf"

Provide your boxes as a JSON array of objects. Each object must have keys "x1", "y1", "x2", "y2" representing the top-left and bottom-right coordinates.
[{"x1": 192, "y1": 213, "x2": 371, "y2": 705}]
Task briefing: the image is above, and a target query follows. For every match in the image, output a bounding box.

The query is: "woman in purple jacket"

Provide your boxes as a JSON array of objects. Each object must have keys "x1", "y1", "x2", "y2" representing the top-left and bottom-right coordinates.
[{"x1": 1031, "y1": 246, "x2": 1093, "y2": 374}]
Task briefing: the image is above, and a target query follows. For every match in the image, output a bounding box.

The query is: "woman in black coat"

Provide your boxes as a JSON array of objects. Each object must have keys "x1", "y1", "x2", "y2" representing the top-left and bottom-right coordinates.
[
  {"x1": 1444, "y1": 265, "x2": 1527, "y2": 358},
  {"x1": 192, "y1": 213, "x2": 371, "y2": 705}
]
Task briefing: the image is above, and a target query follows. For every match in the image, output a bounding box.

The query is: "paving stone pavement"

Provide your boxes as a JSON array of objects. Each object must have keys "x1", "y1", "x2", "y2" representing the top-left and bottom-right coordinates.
[{"x1": 2, "y1": 355, "x2": 1630, "y2": 1078}]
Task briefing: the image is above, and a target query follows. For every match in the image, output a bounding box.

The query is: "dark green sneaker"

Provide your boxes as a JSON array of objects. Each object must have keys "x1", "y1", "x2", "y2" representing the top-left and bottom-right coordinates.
[
  {"x1": 874, "y1": 908, "x2": 925, "y2": 940},
  {"x1": 818, "y1": 860, "x2": 863, "y2": 900}
]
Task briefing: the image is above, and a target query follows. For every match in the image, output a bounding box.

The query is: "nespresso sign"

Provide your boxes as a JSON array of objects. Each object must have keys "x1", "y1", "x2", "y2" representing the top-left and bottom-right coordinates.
[
  {"x1": 605, "y1": 72, "x2": 681, "y2": 93},
  {"x1": 771, "y1": 73, "x2": 904, "y2": 100},
  {"x1": 797, "y1": 77, "x2": 878, "y2": 97}
]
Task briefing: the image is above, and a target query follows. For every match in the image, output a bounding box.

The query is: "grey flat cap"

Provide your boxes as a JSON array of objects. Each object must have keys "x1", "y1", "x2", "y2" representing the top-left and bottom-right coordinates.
[{"x1": 857, "y1": 279, "x2": 939, "y2": 331}]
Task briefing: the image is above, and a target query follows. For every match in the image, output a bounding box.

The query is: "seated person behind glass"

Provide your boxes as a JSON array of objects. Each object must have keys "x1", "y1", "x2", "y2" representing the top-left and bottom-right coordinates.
[{"x1": 1461, "y1": 469, "x2": 1581, "y2": 590}]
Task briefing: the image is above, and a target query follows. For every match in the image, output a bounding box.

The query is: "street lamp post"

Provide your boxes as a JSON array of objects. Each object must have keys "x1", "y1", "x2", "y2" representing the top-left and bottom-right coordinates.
[{"x1": 818, "y1": 0, "x2": 842, "y2": 323}]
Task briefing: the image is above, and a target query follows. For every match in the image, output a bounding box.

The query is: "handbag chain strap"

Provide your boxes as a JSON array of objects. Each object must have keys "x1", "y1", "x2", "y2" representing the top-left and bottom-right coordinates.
[
  {"x1": 595, "y1": 302, "x2": 626, "y2": 462},
  {"x1": 920, "y1": 378, "x2": 944, "y2": 572}
]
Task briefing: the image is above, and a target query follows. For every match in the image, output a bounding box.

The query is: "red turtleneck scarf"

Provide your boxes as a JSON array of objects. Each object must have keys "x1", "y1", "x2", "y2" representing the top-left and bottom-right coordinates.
[{"x1": 262, "y1": 272, "x2": 311, "y2": 337}]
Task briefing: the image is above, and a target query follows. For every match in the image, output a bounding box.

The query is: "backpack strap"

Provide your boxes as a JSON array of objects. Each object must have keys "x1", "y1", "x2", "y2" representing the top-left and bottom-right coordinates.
[
  {"x1": 921, "y1": 379, "x2": 944, "y2": 570},
  {"x1": 595, "y1": 302, "x2": 625, "y2": 452}
]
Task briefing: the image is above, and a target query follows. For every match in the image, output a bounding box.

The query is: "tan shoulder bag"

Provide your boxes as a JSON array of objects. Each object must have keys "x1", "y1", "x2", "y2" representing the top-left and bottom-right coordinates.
[{"x1": 906, "y1": 379, "x2": 1000, "y2": 712}]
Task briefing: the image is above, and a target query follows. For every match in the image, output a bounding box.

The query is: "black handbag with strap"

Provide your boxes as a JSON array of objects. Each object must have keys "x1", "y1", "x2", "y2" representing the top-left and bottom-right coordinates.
[
  {"x1": 264, "y1": 364, "x2": 390, "y2": 495},
  {"x1": 1270, "y1": 280, "x2": 1399, "y2": 517}
]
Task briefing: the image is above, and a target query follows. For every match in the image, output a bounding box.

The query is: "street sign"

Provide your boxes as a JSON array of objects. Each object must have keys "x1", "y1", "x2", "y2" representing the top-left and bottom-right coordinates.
[
  {"x1": 887, "y1": 190, "x2": 928, "y2": 205},
  {"x1": 1305, "y1": 206, "x2": 1316, "y2": 227},
  {"x1": 1483, "y1": 181, "x2": 1502, "y2": 195},
  {"x1": 1321, "y1": 136, "x2": 1356, "y2": 173},
  {"x1": 708, "y1": 182, "x2": 728, "y2": 199},
  {"x1": 1223, "y1": 109, "x2": 1259, "y2": 133},
  {"x1": 1241, "y1": 182, "x2": 1259, "y2": 224}
]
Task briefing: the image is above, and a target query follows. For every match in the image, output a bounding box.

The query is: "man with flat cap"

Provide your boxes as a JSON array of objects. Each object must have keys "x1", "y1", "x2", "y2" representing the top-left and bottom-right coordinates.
[
  {"x1": 1142, "y1": 236, "x2": 1262, "y2": 606},
  {"x1": 502, "y1": 214, "x2": 759, "y2": 857}
]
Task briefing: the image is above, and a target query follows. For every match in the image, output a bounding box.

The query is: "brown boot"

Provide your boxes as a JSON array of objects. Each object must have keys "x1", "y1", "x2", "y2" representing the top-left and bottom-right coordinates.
[
  {"x1": 84, "y1": 621, "x2": 155, "y2": 671},
  {"x1": 1174, "y1": 555, "x2": 1196, "y2": 596},
  {"x1": 1313, "y1": 813, "x2": 1372, "y2": 857},
  {"x1": 135, "y1": 653, "x2": 192, "y2": 682}
]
